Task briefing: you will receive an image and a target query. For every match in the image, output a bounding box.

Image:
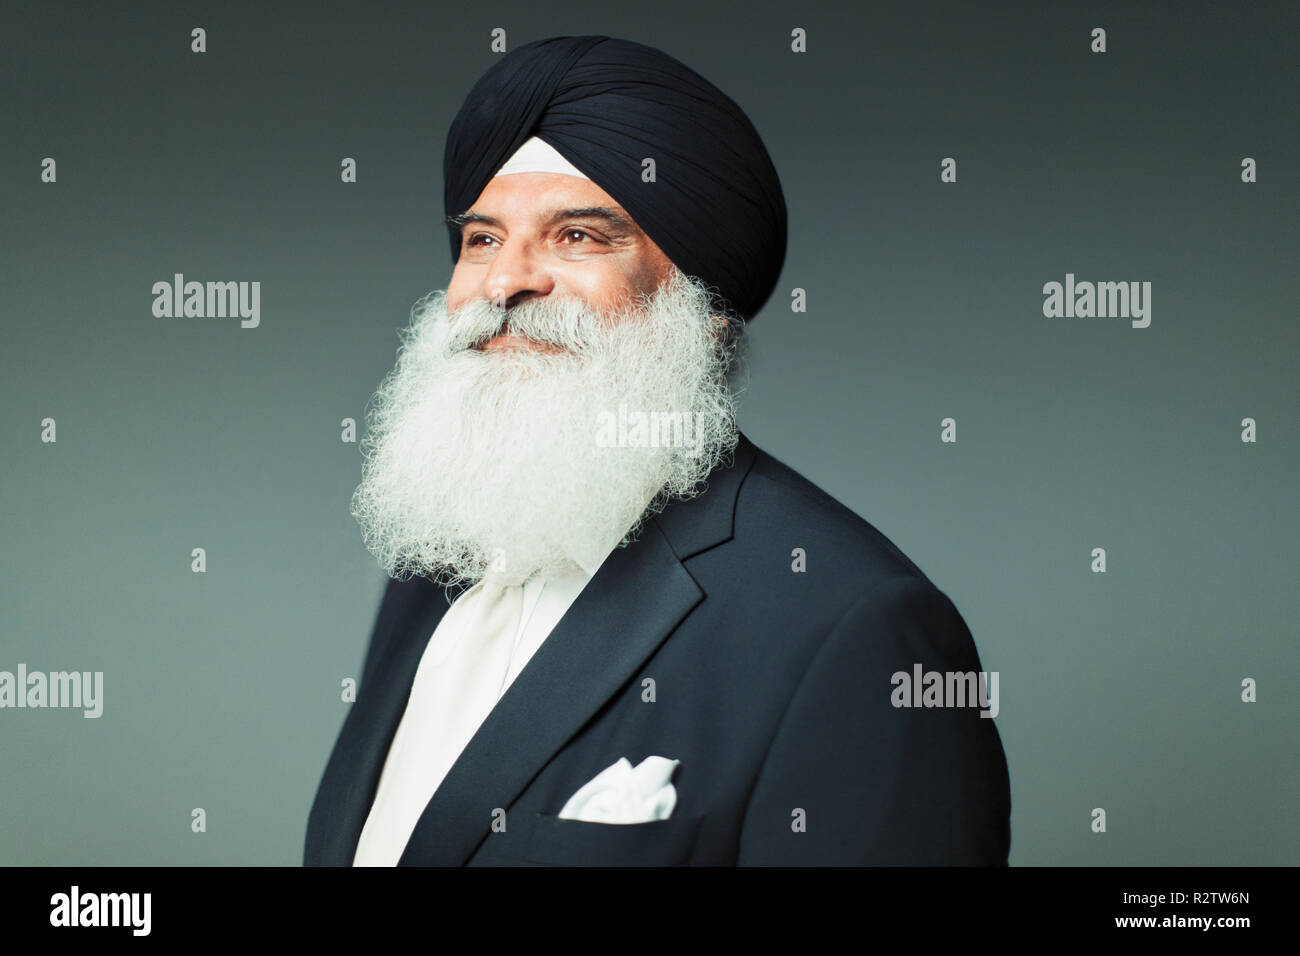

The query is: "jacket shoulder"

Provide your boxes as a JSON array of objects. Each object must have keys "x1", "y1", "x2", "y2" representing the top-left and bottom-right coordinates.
[{"x1": 736, "y1": 440, "x2": 938, "y2": 592}]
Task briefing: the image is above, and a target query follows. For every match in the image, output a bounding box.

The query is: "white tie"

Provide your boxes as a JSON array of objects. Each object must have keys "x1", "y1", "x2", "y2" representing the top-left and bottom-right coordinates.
[{"x1": 352, "y1": 572, "x2": 526, "y2": 866}]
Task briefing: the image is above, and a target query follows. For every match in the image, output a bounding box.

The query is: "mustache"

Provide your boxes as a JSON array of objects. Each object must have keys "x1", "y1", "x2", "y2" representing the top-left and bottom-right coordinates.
[{"x1": 441, "y1": 294, "x2": 631, "y2": 354}]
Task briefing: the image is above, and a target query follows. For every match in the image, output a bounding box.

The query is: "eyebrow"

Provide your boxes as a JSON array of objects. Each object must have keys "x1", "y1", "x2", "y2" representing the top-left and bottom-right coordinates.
[{"x1": 445, "y1": 206, "x2": 636, "y2": 232}]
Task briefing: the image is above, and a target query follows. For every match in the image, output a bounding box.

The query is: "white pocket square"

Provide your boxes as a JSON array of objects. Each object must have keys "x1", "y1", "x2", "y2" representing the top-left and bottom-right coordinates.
[{"x1": 557, "y1": 755, "x2": 680, "y2": 824}]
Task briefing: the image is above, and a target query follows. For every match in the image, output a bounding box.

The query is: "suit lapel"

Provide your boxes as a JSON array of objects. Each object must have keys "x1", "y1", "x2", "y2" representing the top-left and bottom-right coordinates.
[
  {"x1": 386, "y1": 435, "x2": 759, "y2": 865},
  {"x1": 306, "y1": 574, "x2": 455, "y2": 866}
]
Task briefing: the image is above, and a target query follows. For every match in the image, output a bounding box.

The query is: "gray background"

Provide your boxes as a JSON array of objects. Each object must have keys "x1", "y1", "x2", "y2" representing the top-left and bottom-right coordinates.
[{"x1": 1, "y1": 0, "x2": 1295, "y2": 865}]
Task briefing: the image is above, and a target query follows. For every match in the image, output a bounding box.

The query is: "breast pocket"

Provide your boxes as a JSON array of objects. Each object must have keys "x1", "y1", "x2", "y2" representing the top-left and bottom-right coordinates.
[{"x1": 523, "y1": 811, "x2": 706, "y2": 866}]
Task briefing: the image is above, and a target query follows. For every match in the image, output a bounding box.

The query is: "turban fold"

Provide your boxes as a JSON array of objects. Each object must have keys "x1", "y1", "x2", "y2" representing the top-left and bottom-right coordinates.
[{"x1": 443, "y1": 35, "x2": 787, "y2": 321}]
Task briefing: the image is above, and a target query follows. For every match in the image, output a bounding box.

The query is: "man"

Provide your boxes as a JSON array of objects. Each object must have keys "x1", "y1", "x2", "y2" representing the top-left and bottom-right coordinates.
[{"x1": 305, "y1": 34, "x2": 1011, "y2": 866}]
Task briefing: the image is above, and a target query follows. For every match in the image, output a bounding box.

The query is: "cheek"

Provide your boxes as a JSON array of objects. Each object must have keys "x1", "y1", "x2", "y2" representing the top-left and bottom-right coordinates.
[
  {"x1": 445, "y1": 269, "x2": 473, "y2": 311},
  {"x1": 566, "y1": 262, "x2": 658, "y2": 312},
  {"x1": 626, "y1": 250, "x2": 673, "y2": 299}
]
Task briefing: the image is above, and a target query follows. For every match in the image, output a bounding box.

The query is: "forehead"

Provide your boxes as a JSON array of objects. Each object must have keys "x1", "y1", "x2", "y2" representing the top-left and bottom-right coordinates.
[{"x1": 467, "y1": 173, "x2": 630, "y2": 222}]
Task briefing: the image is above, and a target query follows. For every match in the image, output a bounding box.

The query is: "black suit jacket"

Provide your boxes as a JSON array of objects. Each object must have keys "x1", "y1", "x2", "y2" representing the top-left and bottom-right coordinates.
[{"x1": 304, "y1": 433, "x2": 1012, "y2": 865}]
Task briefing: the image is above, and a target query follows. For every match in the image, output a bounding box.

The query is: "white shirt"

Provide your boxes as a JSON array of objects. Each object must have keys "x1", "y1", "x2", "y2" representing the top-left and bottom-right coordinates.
[{"x1": 351, "y1": 555, "x2": 602, "y2": 866}]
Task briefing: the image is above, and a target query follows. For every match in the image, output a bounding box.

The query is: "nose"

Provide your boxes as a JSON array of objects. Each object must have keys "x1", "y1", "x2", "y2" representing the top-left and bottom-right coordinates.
[{"x1": 482, "y1": 236, "x2": 556, "y2": 310}]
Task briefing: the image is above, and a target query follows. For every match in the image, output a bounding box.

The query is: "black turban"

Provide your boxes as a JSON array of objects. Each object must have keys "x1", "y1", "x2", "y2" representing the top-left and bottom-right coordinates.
[{"x1": 443, "y1": 35, "x2": 787, "y2": 321}]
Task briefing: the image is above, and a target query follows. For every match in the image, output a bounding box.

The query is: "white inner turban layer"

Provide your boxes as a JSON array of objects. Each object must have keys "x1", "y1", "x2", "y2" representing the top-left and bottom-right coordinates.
[{"x1": 493, "y1": 136, "x2": 591, "y2": 180}]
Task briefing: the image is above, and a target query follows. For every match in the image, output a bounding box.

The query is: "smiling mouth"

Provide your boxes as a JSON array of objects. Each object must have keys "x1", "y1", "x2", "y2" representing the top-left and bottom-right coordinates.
[
  {"x1": 472, "y1": 332, "x2": 567, "y2": 354},
  {"x1": 479, "y1": 333, "x2": 533, "y2": 350}
]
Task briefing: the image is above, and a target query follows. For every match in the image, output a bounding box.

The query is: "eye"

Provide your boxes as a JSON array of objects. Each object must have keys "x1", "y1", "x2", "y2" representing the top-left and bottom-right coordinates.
[
  {"x1": 465, "y1": 232, "x2": 497, "y2": 248},
  {"x1": 561, "y1": 228, "x2": 596, "y2": 244}
]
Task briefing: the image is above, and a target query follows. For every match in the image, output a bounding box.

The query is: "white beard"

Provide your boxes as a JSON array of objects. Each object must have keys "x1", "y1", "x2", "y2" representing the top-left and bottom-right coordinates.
[{"x1": 351, "y1": 267, "x2": 740, "y2": 587}]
